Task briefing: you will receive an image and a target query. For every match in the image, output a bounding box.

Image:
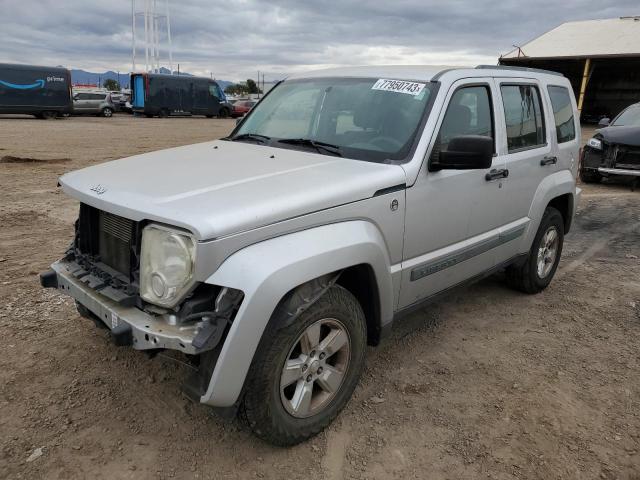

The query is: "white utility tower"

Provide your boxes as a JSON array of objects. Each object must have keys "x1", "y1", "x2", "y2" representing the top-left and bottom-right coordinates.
[{"x1": 131, "y1": 0, "x2": 174, "y2": 74}]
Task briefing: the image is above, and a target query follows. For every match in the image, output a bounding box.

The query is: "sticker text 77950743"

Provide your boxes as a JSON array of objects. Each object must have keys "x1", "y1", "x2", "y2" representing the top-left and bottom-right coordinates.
[{"x1": 371, "y1": 79, "x2": 426, "y2": 96}]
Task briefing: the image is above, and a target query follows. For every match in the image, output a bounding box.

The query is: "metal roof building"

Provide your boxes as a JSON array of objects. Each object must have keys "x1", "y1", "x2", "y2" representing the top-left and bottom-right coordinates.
[{"x1": 500, "y1": 16, "x2": 640, "y2": 121}]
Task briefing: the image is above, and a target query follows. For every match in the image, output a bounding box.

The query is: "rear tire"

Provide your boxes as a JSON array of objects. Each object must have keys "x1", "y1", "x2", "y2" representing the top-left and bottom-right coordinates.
[
  {"x1": 159, "y1": 109, "x2": 169, "y2": 118},
  {"x1": 240, "y1": 285, "x2": 367, "y2": 446},
  {"x1": 41, "y1": 110, "x2": 57, "y2": 120},
  {"x1": 506, "y1": 207, "x2": 564, "y2": 294},
  {"x1": 102, "y1": 107, "x2": 113, "y2": 118},
  {"x1": 579, "y1": 167, "x2": 601, "y2": 183}
]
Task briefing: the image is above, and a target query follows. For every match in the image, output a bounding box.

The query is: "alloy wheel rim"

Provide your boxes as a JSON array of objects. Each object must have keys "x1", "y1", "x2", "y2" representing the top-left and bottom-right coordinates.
[
  {"x1": 279, "y1": 318, "x2": 351, "y2": 418},
  {"x1": 537, "y1": 226, "x2": 559, "y2": 278}
]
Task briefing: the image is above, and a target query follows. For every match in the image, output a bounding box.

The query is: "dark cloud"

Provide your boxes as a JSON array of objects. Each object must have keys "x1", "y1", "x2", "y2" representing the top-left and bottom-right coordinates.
[{"x1": 0, "y1": 0, "x2": 637, "y2": 81}]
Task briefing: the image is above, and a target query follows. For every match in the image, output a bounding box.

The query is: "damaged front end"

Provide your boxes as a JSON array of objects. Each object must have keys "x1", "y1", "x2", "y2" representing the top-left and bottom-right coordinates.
[
  {"x1": 582, "y1": 132, "x2": 640, "y2": 181},
  {"x1": 40, "y1": 203, "x2": 244, "y2": 395}
]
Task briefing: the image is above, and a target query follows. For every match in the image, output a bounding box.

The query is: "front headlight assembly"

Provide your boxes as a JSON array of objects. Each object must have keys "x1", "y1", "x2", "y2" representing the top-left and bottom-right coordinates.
[
  {"x1": 140, "y1": 224, "x2": 196, "y2": 308},
  {"x1": 587, "y1": 137, "x2": 602, "y2": 150}
]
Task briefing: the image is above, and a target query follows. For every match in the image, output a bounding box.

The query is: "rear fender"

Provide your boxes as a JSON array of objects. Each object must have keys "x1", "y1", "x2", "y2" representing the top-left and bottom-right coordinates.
[
  {"x1": 199, "y1": 220, "x2": 393, "y2": 407},
  {"x1": 520, "y1": 169, "x2": 577, "y2": 251}
]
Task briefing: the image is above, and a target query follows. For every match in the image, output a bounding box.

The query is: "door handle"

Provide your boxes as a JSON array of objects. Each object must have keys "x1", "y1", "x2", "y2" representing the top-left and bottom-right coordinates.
[
  {"x1": 485, "y1": 168, "x2": 509, "y2": 181},
  {"x1": 540, "y1": 156, "x2": 558, "y2": 166}
]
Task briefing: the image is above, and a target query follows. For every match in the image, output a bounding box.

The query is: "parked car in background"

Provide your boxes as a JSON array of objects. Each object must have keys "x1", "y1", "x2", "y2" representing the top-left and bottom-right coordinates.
[
  {"x1": 108, "y1": 92, "x2": 131, "y2": 112},
  {"x1": 0, "y1": 63, "x2": 72, "y2": 119},
  {"x1": 580, "y1": 101, "x2": 640, "y2": 184},
  {"x1": 72, "y1": 91, "x2": 115, "y2": 117},
  {"x1": 130, "y1": 73, "x2": 225, "y2": 118},
  {"x1": 231, "y1": 99, "x2": 257, "y2": 117},
  {"x1": 41, "y1": 65, "x2": 580, "y2": 446}
]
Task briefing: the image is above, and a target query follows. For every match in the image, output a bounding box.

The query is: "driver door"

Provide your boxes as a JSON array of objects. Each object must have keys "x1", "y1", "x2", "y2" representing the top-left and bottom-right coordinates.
[{"x1": 399, "y1": 79, "x2": 507, "y2": 308}]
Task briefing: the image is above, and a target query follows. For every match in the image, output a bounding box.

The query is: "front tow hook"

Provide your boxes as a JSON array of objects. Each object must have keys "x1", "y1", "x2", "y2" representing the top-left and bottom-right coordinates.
[{"x1": 40, "y1": 269, "x2": 58, "y2": 289}]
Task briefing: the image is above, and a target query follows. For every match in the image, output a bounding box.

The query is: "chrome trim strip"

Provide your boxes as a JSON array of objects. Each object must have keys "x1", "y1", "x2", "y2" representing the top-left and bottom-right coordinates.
[
  {"x1": 598, "y1": 167, "x2": 640, "y2": 177},
  {"x1": 410, "y1": 225, "x2": 526, "y2": 281}
]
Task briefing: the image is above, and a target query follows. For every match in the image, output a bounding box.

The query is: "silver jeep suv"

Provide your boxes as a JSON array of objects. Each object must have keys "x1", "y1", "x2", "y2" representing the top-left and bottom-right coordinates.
[{"x1": 41, "y1": 65, "x2": 581, "y2": 445}]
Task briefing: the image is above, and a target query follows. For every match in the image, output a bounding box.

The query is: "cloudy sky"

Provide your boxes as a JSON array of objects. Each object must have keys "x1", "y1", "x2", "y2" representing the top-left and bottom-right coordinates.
[{"x1": 0, "y1": 0, "x2": 637, "y2": 81}]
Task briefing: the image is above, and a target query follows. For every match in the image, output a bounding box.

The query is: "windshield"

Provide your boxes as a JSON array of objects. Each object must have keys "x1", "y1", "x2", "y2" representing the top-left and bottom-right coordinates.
[
  {"x1": 232, "y1": 77, "x2": 434, "y2": 162},
  {"x1": 612, "y1": 104, "x2": 640, "y2": 127}
]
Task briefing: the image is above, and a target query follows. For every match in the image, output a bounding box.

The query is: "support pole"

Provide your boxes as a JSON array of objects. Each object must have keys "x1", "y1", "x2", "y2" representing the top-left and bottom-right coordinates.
[
  {"x1": 577, "y1": 57, "x2": 591, "y2": 114},
  {"x1": 131, "y1": 0, "x2": 136, "y2": 72},
  {"x1": 166, "y1": 0, "x2": 173, "y2": 74},
  {"x1": 144, "y1": 0, "x2": 149, "y2": 72}
]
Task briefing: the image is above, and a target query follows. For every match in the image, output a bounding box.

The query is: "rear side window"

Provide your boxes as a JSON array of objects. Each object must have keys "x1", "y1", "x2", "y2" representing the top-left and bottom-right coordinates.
[
  {"x1": 500, "y1": 85, "x2": 546, "y2": 152},
  {"x1": 434, "y1": 85, "x2": 494, "y2": 154},
  {"x1": 547, "y1": 86, "x2": 576, "y2": 143}
]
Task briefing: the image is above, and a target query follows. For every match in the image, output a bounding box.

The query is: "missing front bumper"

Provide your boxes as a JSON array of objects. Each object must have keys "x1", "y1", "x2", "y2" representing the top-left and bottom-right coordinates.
[{"x1": 41, "y1": 260, "x2": 204, "y2": 354}]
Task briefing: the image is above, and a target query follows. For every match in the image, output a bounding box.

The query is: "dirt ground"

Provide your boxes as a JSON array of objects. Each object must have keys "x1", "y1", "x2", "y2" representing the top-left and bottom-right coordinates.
[{"x1": 0, "y1": 115, "x2": 639, "y2": 480}]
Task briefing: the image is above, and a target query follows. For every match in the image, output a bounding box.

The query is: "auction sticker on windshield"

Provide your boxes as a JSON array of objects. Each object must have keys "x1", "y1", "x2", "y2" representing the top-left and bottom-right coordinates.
[{"x1": 372, "y1": 79, "x2": 426, "y2": 96}]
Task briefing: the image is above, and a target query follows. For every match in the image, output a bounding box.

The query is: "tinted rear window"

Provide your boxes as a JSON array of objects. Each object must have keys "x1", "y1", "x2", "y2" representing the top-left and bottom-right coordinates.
[{"x1": 547, "y1": 86, "x2": 575, "y2": 143}]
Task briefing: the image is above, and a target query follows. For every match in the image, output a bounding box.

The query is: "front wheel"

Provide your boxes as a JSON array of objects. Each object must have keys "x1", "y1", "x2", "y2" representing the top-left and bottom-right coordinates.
[
  {"x1": 102, "y1": 107, "x2": 113, "y2": 118},
  {"x1": 506, "y1": 207, "x2": 564, "y2": 294},
  {"x1": 241, "y1": 285, "x2": 366, "y2": 446},
  {"x1": 218, "y1": 108, "x2": 230, "y2": 119}
]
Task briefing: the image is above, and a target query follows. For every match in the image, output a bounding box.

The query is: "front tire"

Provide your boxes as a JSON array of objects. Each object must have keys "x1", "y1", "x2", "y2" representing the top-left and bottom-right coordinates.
[
  {"x1": 506, "y1": 207, "x2": 564, "y2": 294},
  {"x1": 218, "y1": 107, "x2": 230, "y2": 119},
  {"x1": 241, "y1": 285, "x2": 366, "y2": 446},
  {"x1": 102, "y1": 107, "x2": 113, "y2": 118}
]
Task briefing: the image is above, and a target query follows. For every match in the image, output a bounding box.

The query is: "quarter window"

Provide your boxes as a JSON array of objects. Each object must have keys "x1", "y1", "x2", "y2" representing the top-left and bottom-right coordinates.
[
  {"x1": 547, "y1": 86, "x2": 576, "y2": 143},
  {"x1": 500, "y1": 85, "x2": 546, "y2": 152},
  {"x1": 433, "y1": 85, "x2": 494, "y2": 157}
]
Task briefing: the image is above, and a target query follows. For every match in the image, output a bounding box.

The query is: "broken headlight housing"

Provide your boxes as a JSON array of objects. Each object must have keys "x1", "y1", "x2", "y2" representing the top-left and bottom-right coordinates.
[
  {"x1": 587, "y1": 137, "x2": 602, "y2": 150},
  {"x1": 140, "y1": 224, "x2": 196, "y2": 308}
]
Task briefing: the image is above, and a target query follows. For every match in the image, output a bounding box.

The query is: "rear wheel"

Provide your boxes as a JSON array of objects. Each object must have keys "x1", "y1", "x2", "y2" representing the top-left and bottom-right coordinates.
[
  {"x1": 41, "y1": 110, "x2": 57, "y2": 120},
  {"x1": 241, "y1": 285, "x2": 366, "y2": 446},
  {"x1": 159, "y1": 109, "x2": 169, "y2": 118},
  {"x1": 102, "y1": 107, "x2": 113, "y2": 118},
  {"x1": 506, "y1": 207, "x2": 564, "y2": 294}
]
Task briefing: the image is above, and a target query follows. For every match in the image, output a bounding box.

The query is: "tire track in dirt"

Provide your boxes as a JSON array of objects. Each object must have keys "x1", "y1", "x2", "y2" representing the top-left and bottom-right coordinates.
[{"x1": 322, "y1": 428, "x2": 351, "y2": 480}]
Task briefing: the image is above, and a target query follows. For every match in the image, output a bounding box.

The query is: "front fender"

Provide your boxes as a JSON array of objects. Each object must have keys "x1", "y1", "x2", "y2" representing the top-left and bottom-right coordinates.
[{"x1": 200, "y1": 220, "x2": 393, "y2": 407}]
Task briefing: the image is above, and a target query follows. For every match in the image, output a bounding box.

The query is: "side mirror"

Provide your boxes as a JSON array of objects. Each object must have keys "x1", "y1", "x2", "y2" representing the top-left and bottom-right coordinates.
[
  {"x1": 431, "y1": 135, "x2": 493, "y2": 171},
  {"x1": 598, "y1": 117, "x2": 610, "y2": 127}
]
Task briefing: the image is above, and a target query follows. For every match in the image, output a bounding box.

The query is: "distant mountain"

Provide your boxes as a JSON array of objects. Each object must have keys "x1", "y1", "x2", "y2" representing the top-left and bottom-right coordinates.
[{"x1": 70, "y1": 68, "x2": 233, "y2": 91}]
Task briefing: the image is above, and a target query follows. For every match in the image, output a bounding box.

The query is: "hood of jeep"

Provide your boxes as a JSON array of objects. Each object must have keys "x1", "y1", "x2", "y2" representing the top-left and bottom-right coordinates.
[{"x1": 59, "y1": 140, "x2": 406, "y2": 240}]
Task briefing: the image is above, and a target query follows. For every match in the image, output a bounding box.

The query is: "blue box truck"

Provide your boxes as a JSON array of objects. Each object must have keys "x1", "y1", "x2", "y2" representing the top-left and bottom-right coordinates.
[{"x1": 131, "y1": 73, "x2": 226, "y2": 118}]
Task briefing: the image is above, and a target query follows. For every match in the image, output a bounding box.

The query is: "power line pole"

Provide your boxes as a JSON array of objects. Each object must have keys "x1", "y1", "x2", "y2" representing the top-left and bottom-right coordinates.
[{"x1": 132, "y1": 0, "x2": 173, "y2": 73}]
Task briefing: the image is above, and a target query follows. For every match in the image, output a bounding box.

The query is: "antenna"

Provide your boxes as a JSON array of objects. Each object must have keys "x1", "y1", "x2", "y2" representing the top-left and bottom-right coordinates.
[{"x1": 132, "y1": 0, "x2": 174, "y2": 73}]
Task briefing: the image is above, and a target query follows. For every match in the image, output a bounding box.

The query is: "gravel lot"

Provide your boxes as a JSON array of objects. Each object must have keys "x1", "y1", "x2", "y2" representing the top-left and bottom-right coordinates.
[{"x1": 0, "y1": 115, "x2": 639, "y2": 480}]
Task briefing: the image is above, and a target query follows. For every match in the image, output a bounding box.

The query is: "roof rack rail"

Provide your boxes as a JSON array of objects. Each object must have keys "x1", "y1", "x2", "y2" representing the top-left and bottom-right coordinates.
[{"x1": 475, "y1": 65, "x2": 564, "y2": 77}]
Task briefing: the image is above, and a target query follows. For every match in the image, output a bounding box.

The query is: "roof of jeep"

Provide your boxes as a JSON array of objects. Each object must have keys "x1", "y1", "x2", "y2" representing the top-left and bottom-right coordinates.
[{"x1": 287, "y1": 65, "x2": 564, "y2": 82}]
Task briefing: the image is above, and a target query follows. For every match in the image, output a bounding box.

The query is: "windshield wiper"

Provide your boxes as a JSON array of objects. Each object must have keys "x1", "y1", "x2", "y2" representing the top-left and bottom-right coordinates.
[
  {"x1": 277, "y1": 138, "x2": 342, "y2": 157},
  {"x1": 228, "y1": 133, "x2": 271, "y2": 144}
]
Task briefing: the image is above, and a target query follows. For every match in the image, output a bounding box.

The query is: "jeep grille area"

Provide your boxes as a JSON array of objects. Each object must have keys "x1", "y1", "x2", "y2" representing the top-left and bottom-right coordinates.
[{"x1": 75, "y1": 204, "x2": 141, "y2": 287}]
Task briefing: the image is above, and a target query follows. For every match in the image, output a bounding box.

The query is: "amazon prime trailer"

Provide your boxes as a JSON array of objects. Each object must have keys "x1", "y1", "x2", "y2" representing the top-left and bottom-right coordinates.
[{"x1": 0, "y1": 63, "x2": 73, "y2": 119}]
